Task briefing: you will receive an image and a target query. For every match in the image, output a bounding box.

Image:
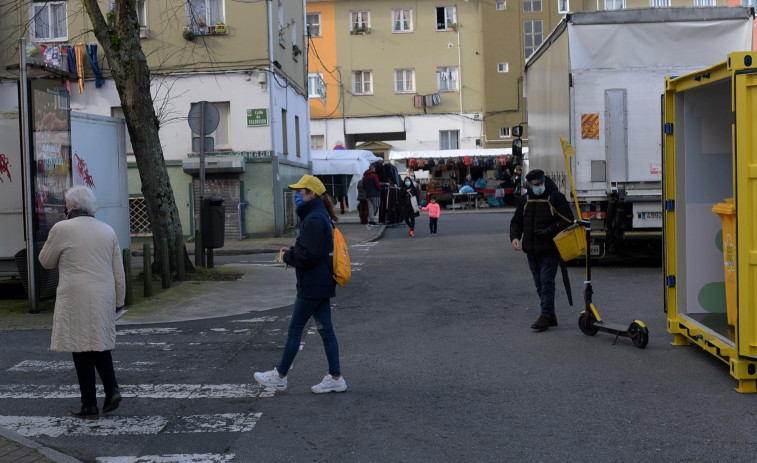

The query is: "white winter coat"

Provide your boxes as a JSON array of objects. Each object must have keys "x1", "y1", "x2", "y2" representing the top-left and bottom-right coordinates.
[{"x1": 39, "y1": 216, "x2": 126, "y2": 353}]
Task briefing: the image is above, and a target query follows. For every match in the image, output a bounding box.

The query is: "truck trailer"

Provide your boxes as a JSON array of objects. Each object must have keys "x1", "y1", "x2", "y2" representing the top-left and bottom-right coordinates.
[{"x1": 523, "y1": 6, "x2": 753, "y2": 257}]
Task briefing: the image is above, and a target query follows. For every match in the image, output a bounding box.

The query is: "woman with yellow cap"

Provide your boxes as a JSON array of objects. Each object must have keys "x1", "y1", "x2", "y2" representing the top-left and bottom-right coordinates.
[{"x1": 254, "y1": 175, "x2": 347, "y2": 393}]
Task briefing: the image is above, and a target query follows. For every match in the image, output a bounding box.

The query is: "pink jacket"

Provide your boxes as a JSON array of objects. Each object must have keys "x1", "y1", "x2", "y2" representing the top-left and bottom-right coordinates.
[{"x1": 422, "y1": 203, "x2": 441, "y2": 218}]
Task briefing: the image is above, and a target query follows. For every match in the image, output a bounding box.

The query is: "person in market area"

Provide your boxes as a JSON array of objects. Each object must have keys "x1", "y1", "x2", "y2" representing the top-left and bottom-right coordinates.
[
  {"x1": 363, "y1": 164, "x2": 381, "y2": 225},
  {"x1": 421, "y1": 196, "x2": 441, "y2": 235},
  {"x1": 400, "y1": 176, "x2": 420, "y2": 236},
  {"x1": 509, "y1": 169, "x2": 574, "y2": 332},
  {"x1": 357, "y1": 176, "x2": 369, "y2": 224},
  {"x1": 38, "y1": 186, "x2": 126, "y2": 419},
  {"x1": 254, "y1": 174, "x2": 347, "y2": 393}
]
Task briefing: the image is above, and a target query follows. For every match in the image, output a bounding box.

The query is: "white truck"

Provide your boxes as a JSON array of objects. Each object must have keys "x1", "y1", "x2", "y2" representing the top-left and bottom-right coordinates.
[{"x1": 523, "y1": 6, "x2": 753, "y2": 257}]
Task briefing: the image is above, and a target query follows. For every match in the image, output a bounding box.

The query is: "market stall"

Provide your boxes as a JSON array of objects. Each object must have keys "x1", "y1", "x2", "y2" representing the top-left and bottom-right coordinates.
[
  {"x1": 388, "y1": 148, "x2": 528, "y2": 207},
  {"x1": 311, "y1": 150, "x2": 382, "y2": 212}
]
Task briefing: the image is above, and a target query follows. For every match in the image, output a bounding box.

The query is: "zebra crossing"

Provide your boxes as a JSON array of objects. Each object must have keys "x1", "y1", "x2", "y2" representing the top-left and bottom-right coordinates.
[{"x1": 0, "y1": 316, "x2": 292, "y2": 462}]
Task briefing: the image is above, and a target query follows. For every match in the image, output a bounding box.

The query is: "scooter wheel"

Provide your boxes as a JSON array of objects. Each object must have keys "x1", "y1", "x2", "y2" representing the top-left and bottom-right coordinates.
[
  {"x1": 578, "y1": 312, "x2": 599, "y2": 336},
  {"x1": 629, "y1": 322, "x2": 649, "y2": 349}
]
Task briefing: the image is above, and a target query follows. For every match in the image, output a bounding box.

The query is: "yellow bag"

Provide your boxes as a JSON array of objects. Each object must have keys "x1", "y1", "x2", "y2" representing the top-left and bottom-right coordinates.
[
  {"x1": 332, "y1": 227, "x2": 351, "y2": 286},
  {"x1": 553, "y1": 223, "x2": 586, "y2": 261}
]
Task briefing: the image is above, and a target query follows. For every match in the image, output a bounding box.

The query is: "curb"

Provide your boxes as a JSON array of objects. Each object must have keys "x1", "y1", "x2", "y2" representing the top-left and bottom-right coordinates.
[{"x1": 0, "y1": 426, "x2": 83, "y2": 463}]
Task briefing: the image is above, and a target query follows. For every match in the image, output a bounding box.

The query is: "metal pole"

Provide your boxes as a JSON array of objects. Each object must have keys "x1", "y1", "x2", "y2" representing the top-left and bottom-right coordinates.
[
  {"x1": 198, "y1": 101, "x2": 206, "y2": 266},
  {"x1": 19, "y1": 38, "x2": 38, "y2": 313}
]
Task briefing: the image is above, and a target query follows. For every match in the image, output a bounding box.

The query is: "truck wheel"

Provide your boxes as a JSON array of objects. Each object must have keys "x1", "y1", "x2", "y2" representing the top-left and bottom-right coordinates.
[
  {"x1": 629, "y1": 322, "x2": 649, "y2": 349},
  {"x1": 578, "y1": 312, "x2": 599, "y2": 336}
]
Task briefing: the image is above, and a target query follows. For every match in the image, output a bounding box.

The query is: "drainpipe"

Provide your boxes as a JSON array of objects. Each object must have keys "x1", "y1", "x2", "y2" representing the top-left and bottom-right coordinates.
[
  {"x1": 238, "y1": 201, "x2": 248, "y2": 240},
  {"x1": 267, "y1": 0, "x2": 284, "y2": 236}
]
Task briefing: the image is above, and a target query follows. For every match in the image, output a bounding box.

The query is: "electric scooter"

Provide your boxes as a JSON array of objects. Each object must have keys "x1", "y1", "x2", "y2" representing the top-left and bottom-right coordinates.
[{"x1": 575, "y1": 219, "x2": 650, "y2": 349}]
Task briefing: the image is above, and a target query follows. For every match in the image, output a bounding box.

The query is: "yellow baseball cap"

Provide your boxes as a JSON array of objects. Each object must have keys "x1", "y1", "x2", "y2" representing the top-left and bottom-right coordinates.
[{"x1": 288, "y1": 174, "x2": 326, "y2": 196}]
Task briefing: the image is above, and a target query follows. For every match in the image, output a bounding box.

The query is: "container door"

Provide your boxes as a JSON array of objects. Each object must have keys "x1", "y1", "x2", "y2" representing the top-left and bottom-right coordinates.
[{"x1": 734, "y1": 72, "x2": 757, "y2": 358}]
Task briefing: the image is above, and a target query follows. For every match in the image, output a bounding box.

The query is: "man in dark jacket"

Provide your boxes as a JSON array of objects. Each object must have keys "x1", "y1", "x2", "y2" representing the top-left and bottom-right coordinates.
[
  {"x1": 510, "y1": 169, "x2": 574, "y2": 332},
  {"x1": 363, "y1": 164, "x2": 381, "y2": 225}
]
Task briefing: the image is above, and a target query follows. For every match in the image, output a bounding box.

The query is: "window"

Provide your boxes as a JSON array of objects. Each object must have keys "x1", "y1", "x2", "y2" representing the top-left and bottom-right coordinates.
[
  {"x1": 694, "y1": 0, "x2": 715, "y2": 5},
  {"x1": 650, "y1": 0, "x2": 670, "y2": 5},
  {"x1": 31, "y1": 1, "x2": 67, "y2": 41},
  {"x1": 392, "y1": 8, "x2": 413, "y2": 32},
  {"x1": 307, "y1": 13, "x2": 321, "y2": 37},
  {"x1": 440, "y1": 130, "x2": 459, "y2": 150},
  {"x1": 498, "y1": 62, "x2": 509, "y2": 73},
  {"x1": 496, "y1": 1, "x2": 507, "y2": 10},
  {"x1": 295, "y1": 116, "x2": 301, "y2": 157},
  {"x1": 395, "y1": 69, "x2": 415, "y2": 93},
  {"x1": 281, "y1": 108, "x2": 288, "y2": 154},
  {"x1": 189, "y1": 101, "x2": 230, "y2": 151},
  {"x1": 558, "y1": 0, "x2": 569, "y2": 13},
  {"x1": 311, "y1": 135, "x2": 325, "y2": 150},
  {"x1": 108, "y1": 0, "x2": 148, "y2": 37},
  {"x1": 604, "y1": 0, "x2": 624, "y2": 9},
  {"x1": 523, "y1": 0, "x2": 542, "y2": 12},
  {"x1": 186, "y1": 0, "x2": 225, "y2": 30},
  {"x1": 436, "y1": 6, "x2": 456, "y2": 31},
  {"x1": 352, "y1": 71, "x2": 373, "y2": 95},
  {"x1": 438, "y1": 67, "x2": 458, "y2": 91},
  {"x1": 524, "y1": 20, "x2": 543, "y2": 59},
  {"x1": 350, "y1": 10, "x2": 370, "y2": 31},
  {"x1": 500, "y1": 127, "x2": 511, "y2": 138},
  {"x1": 308, "y1": 73, "x2": 326, "y2": 99}
]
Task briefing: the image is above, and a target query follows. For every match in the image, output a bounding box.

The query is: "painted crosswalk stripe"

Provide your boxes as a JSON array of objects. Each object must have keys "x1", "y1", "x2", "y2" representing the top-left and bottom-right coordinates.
[
  {"x1": 97, "y1": 454, "x2": 235, "y2": 463},
  {"x1": 0, "y1": 412, "x2": 262, "y2": 437},
  {"x1": 8, "y1": 360, "x2": 159, "y2": 373},
  {"x1": 0, "y1": 383, "x2": 266, "y2": 399}
]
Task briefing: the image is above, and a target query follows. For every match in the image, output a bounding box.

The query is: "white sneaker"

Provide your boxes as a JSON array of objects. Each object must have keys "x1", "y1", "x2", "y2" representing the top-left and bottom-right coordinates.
[
  {"x1": 311, "y1": 374, "x2": 347, "y2": 393},
  {"x1": 254, "y1": 368, "x2": 288, "y2": 391}
]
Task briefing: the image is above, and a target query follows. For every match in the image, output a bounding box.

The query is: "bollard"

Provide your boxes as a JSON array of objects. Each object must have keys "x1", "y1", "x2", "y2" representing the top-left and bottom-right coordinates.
[
  {"x1": 122, "y1": 249, "x2": 133, "y2": 306},
  {"x1": 175, "y1": 233, "x2": 185, "y2": 281},
  {"x1": 195, "y1": 229, "x2": 205, "y2": 268},
  {"x1": 143, "y1": 243, "x2": 153, "y2": 297},
  {"x1": 207, "y1": 248, "x2": 214, "y2": 269},
  {"x1": 160, "y1": 237, "x2": 170, "y2": 289}
]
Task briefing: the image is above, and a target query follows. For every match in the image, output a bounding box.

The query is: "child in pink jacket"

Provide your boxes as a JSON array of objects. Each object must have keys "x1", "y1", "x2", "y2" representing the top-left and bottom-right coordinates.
[{"x1": 421, "y1": 196, "x2": 441, "y2": 235}]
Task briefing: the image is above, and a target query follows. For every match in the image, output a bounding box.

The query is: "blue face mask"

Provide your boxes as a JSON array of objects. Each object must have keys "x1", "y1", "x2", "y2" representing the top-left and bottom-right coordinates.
[
  {"x1": 532, "y1": 185, "x2": 546, "y2": 196},
  {"x1": 294, "y1": 192, "x2": 306, "y2": 207},
  {"x1": 405, "y1": 181, "x2": 412, "y2": 186}
]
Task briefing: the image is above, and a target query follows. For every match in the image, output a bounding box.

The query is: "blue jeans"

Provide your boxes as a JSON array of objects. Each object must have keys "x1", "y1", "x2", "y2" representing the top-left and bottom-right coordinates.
[
  {"x1": 526, "y1": 254, "x2": 560, "y2": 317},
  {"x1": 429, "y1": 217, "x2": 438, "y2": 234},
  {"x1": 277, "y1": 297, "x2": 341, "y2": 377}
]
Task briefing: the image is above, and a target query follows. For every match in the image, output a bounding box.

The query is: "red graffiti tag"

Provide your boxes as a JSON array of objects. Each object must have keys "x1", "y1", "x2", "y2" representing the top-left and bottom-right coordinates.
[
  {"x1": 0, "y1": 153, "x2": 11, "y2": 183},
  {"x1": 74, "y1": 152, "x2": 95, "y2": 189}
]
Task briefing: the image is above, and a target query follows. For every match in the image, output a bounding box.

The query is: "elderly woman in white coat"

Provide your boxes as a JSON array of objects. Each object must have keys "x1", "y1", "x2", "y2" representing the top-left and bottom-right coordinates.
[{"x1": 39, "y1": 186, "x2": 126, "y2": 419}]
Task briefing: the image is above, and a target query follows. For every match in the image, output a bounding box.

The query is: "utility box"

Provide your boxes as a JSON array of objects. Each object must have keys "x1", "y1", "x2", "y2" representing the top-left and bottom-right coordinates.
[
  {"x1": 201, "y1": 196, "x2": 225, "y2": 249},
  {"x1": 663, "y1": 51, "x2": 757, "y2": 393}
]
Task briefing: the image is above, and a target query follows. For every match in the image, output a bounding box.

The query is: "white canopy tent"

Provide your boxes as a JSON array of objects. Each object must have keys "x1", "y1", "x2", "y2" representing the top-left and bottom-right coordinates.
[
  {"x1": 311, "y1": 150, "x2": 382, "y2": 212},
  {"x1": 388, "y1": 147, "x2": 528, "y2": 160}
]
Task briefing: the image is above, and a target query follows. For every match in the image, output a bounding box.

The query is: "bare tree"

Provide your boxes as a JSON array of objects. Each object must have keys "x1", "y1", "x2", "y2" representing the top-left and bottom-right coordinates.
[{"x1": 81, "y1": 0, "x2": 194, "y2": 273}]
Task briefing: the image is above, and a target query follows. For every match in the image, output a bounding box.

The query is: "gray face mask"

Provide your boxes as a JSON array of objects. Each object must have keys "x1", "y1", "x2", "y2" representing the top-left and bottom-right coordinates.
[{"x1": 532, "y1": 185, "x2": 545, "y2": 195}]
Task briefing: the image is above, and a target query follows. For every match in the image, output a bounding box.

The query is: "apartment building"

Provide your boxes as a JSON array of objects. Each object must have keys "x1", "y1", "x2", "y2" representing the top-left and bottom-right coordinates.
[
  {"x1": 0, "y1": 0, "x2": 311, "y2": 238},
  {"x1": 306, "y1": 0, "x2": 751, "y2": 158}
]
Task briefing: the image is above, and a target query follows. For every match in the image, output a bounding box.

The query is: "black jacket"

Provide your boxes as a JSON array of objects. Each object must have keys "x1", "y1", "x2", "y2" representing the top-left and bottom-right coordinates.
[
  {"x1": 283, "y1": 197, "x2": 336, "y2": 299},
  {"x1": 509, "y1": 177, "x2": 574, "y2": 257}
]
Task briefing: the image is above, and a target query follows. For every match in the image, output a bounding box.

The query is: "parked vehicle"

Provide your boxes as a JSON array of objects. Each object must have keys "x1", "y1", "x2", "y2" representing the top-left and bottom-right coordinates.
[{"x1": 523, "y1": 6, "x2": 753, "y2": 257}]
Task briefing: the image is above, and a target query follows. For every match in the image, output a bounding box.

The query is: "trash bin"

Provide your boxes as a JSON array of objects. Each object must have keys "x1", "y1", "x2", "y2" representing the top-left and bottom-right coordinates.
[
  {"x1": 712, "y1": 198, "x2": 736, "y2": 327},
  {"x1": 201, "y1": 196, "x2": 225, "y2": 249}
]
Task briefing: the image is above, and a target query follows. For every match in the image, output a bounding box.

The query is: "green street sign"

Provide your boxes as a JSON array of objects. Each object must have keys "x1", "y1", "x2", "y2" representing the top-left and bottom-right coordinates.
[{"x1": 247, "y1": 108, "x2": 268, "y2": 126}]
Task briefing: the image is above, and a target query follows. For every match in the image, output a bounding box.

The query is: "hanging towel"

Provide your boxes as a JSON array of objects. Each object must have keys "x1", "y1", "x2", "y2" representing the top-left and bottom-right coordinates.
[
  {"x1": 75, "y1": 43, "x2": 86, "y2": 94},
  {"x1": 432, "y1": 93, "x2": 441, "y2": 105},
  {"x1": 86, "y1": 44, "x2": 105, "y2": 88},
  {"x1": 425, "y1": 94, "x2": 434, "y2": 107},
  {"x1": 414, "y1": 95, "x2": 423, "y2": 108}
]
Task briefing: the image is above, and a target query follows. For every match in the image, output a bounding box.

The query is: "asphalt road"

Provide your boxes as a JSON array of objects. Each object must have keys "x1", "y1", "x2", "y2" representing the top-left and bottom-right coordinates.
[{"x1": 2, "y1": 212, "x2": 757, "y2": 462}]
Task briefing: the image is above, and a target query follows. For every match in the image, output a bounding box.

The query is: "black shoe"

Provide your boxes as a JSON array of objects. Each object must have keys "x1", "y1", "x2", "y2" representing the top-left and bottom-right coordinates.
[
  {"x1": 71, "y1": 405, "x2": 99, "y2": 420},
  {"x1": 548, "y1": 314, "x2": 558, "y2": 327},
  {"x1": 530, "y1": 316, "x2": 550, "y2": 332},
  {"x1": 103, "y1": 392, "x2": 122, "y2": 413}
]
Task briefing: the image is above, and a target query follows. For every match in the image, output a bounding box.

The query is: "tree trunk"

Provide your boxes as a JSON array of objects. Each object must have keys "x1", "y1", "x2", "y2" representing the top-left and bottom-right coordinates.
[{"x1": 81, "y1": 0, "x2": 194, "y2": 274}]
